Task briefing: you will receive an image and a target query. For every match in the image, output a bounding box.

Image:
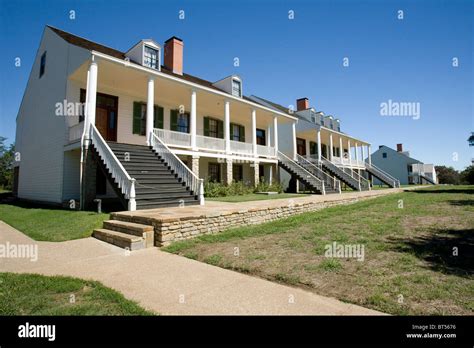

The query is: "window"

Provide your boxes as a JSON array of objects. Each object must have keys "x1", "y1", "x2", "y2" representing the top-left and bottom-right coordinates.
[
  {"x1": 143, "y1": 46, "x2": 159, "y2": 69},
  {"x1": 233, "y1": 164, "x2": 243, "y2": 182},
  {"x1": 133, "y1": 102, "x2": 164, "y2": 135},
  {"x1": 232, "y1": 79, "x2": 241, "y2": 97},
  {"x1": 204, "y1": 117, "x2": 223, "y2": 138},
  {"x1": 39, "y1": 51, "x2": 46, "y2": 78},
  {"x1": 171, "y1": 110, "x2": 190, "y2": 133},
  {"x1": 230, "y1": 123, "x2": 245, "y2": 142},
  {"x1": 208, "y1": 163, "x2": 221, "y2": 182},
  {"x1": 311, "y1": 116, "x2": 316, "y2": 123},
  {"x1": 256, "y1": 129, "x2": 266, "y2": 145},
  {"x1": 382, "y1": 152, "x2": 387, "y2": 158}
]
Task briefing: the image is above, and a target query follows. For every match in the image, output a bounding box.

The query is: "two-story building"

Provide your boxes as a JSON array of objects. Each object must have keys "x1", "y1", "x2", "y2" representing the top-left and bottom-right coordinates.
[{"x1": 14, "y1": 26, "x2": 399, "y2": 211}]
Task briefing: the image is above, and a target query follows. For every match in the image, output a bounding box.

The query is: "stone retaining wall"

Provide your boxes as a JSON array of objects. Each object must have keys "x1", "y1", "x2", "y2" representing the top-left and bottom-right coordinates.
[{"x1": 147, "y1": 194, "x2": 383, "y2": 246}]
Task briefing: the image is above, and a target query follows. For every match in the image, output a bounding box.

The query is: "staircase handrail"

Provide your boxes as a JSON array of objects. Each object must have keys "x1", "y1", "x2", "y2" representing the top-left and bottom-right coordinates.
[
  {"x1": 150, "y1": 132, "x2": 204, "y2": 205},
  {"x1": 320, "y1": 155, "x2": 361, "y2": 191},
  {"x1": 278, "y1": 151, "x2": 325, "y2": 194},
  {"x1": 90, "y1": 125, "x2": 136, "y2": 210},
  {"x1": 296, "y1": 154, "x2": 341, "y2": 193},
  {"x1": 365, "y1": 162, "x2": 400, "y2": 188}
]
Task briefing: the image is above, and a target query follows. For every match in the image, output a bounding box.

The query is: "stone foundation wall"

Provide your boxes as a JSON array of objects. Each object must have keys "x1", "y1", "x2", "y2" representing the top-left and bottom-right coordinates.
[{"x1": 151, "y1": 194, "x2": 380, "y2": 246}]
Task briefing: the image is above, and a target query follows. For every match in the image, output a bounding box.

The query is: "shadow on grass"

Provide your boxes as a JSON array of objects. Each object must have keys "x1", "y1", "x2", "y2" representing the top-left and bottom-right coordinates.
[
  {"x1": 388, "y1": 228, "x2": 474, "y2": 277},
  {"x1": 0, "y1": 195, "x2": 120, "y2": 213},
  {"x1": 406, "y1": 188, "x2": 474, "y2": 194},
  {"x1": 448, "y1": 199, "x2": 474, "y2": 206}
]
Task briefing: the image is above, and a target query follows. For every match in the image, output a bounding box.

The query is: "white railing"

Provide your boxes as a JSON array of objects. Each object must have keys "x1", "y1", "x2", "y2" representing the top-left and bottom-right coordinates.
[
  {"x1": 257, "y1": 144, "x2": 276, "y2": 157},
  {"x1": 90, "y1": 125, "x2": 136, "y2": 210},
  {"x1": 341, "y1": 167, "x2": 371, "y2": 191},
  {"x1": 296, "y1": 154, "x2": 341, "y2": 193},
  {"x1": 69, "y1": 121, "x2": 85, "y2": 142},
  {"x1": 153, "y1": 128, "x2": 191, "y2": 148},
  {"x1": 150, "y1": 132, "x2": 204, "y2": 205},
  {"x1": 196, "y1": 135, "x2": 225, "y2": 152},
  {"x1": 278, "y1": 151, "x2": 325, "y2": 194},
  {"x1": 230, "y1": 140, "x2": 253, "y2": 155},
  {"x1": 365, "y1": 162, "x2": 400, "y2": 188}
]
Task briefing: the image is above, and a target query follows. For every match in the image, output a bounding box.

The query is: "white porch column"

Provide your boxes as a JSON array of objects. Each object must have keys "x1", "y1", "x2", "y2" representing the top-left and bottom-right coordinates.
[
  {"x1": 368, "y1": 145, "x2": 372, "y2": 166},
  {"x1": 317, "y1": 129, "x2": 321, "y2": 162},
  {"x1": 146, "y1": 77, "x2": 155, "y2": 145},
  {"x1": 85, "y1": 59, "x2": 98, "y2": 140},
  {"x1": 355, "y1": 142, "x2": 359, "y2": 165},
  {"x1": 273, "y1": 116, "x2": 278, "y2": 155},
  {"x1": 329, "y1": 133, "x2": 333, "y2": 161},
  {"x1": 362, "y1": 145, "x2": 366, "y2": 164},
  {"x1": 347, "y1": 139, "x2": 352, "y2": 167},
  {"x1": 190, "y1": 89, "x2": 197, "y2": 150},
  {"x1": 251, "y1": 109, "x2": 257, "y2": 157},
  {"x1": 291, "y1": 121, "x2": 297, "y2": 160},
  {"x1": 339, "y1": 137, "x2": 343, "y2": 161},
  {"x1": 224, "y1": 100, "x2": 231, "y2": 154}
]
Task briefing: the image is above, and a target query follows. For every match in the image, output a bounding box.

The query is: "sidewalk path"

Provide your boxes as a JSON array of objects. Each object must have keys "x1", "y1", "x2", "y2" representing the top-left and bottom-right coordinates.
[{"x1": 0, "y1": 221, "x2": 383, "y2": 315}]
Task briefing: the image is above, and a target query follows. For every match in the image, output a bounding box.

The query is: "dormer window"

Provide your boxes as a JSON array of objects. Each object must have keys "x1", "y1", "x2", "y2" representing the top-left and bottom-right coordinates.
[
  {"x1": 144, "y1": 45, "x2": 159, "y2": 69},
  {"x1": 232, "y1": 79, "x2": 242, "y2": 97}
]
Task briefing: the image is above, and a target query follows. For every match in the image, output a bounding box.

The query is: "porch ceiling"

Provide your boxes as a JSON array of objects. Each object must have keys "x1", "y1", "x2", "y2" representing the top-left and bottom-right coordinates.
[{"x1": 296, "y1": 127, "x2": 370, "y2": 146}]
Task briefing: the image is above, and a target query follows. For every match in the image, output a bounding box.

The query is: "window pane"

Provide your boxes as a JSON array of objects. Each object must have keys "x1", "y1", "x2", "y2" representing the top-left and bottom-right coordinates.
[{"x1": 144, "y1": 46, "x2": 158, "y2": 69}]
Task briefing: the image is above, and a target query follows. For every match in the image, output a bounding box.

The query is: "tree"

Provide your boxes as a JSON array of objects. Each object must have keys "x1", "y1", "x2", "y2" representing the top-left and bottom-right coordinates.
[
  {"x1": 435, "y1": 165, "x2": 460, "y2": 185},
  {"x1": 468, "y1": 132, "x2": 474, "y2": 147},
  {"x1": 0, "y1": 136, "x2": 15, "y2": 190},
  {"x1": 460, "y1": 165, "x2": 474, "y2": 185}
]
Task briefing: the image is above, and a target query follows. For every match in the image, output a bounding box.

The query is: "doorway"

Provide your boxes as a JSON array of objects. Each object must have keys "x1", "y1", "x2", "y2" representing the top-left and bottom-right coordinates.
[
  {"x1": 80, "y1": 89, "x2": 118, "y2": 141},
  {"x1": 296, "y1": 138, "x2": 306, "y2": 156}
]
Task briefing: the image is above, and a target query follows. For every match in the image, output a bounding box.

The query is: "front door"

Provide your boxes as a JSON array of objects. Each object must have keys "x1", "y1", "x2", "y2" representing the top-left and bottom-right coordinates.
[
  {"x1": 296, "y1": 138, "x2": 306, "y2": 156},
  {"x1": 95, "y1": 92, "x2": 118, "y2": 141}
]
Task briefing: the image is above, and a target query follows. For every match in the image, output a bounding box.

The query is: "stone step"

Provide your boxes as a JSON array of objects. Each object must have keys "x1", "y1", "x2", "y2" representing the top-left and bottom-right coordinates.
[
  {"x1": 103, "y1": 220, "x2": 154, "y2": 247},
  {"x1": 92, "y1": 228, "x2": 145, "y2": 250}
]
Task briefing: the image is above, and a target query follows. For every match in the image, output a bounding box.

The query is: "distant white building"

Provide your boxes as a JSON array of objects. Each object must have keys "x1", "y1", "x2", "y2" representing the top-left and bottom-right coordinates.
[{"x1": 369, "y1": 144, "x2": 437, "y2": 185}]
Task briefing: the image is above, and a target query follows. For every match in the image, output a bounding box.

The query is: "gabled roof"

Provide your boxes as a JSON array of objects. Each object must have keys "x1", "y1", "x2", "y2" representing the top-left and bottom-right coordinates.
[
  {"x1": 47, "y1": 25, "x2": 225, "y2": 93},
  {"x1": 375, "y1": 145, "x2": 422, "y2": 163}
]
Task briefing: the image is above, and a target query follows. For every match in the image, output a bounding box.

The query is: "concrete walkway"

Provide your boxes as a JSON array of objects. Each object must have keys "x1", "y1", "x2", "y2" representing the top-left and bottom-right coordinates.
[{"x1": 0, "y1": 221, "x2": 383, "y2": 315}]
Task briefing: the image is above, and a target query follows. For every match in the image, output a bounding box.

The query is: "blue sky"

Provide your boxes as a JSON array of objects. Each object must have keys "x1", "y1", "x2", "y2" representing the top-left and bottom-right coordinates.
[{"x1": 0, "y1": 0, "x2": 472, "y2": 169}]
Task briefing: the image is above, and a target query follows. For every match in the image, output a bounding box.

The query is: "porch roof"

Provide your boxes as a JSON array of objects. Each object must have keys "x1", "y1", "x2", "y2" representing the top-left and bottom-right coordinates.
[{"x1": 49, "y1": 25, "x2": 297, "y2": 122}]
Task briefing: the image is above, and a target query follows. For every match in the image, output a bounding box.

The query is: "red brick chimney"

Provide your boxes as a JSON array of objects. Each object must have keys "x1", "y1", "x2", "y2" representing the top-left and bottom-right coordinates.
[
  {"x1": 397, "y1": 143, "x2": 403, "y2": 152},
  {"x1": 296, "y1": 98, "x2": 309, "y2": 111},
  {"x1": 164, "y1": 36, "x2": 183, "y2": 75}
]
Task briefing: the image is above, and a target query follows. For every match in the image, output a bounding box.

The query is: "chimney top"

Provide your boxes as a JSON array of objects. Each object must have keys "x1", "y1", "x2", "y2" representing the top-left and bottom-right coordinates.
[
  {"x1": 164, "y1": 36, "x2": 183, "y2": 44},
  {"x1": 164, "y1": 36, "x2": 184, "y2": 75},
  {"x1": 296, "y1": 98, "x2": 309, "y2": 111},
  {"x1": 397, "y1": 143, "x2": 403, "y2": 152}
]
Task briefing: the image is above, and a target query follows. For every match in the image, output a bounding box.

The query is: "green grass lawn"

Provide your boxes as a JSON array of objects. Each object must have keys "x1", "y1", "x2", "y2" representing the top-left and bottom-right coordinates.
[
  {"x1": 0, "y1": 202, "x2": 109, "y2": 241},
  {"x1": 0, "y1": 273, "x2": 153, "y2": 315},
  {"x1": 164, "y1": 185, "x2": 474, "y2": 315},
  {"x1": 206, "y1": 193, "x2": 307, "y2": 203}
]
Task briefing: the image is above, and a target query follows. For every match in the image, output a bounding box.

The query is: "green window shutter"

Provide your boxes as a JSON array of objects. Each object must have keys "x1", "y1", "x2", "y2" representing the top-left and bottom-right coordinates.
[
  {"x1": 217, "y1": 120, "x2": 224, "y2": 139},
  {"x1": 309, "y1": 141, "x2": 317, "y2": 155},
  {"x1": 239, "y1": 125, "x2": 245, "y2": 142},
  {"x1": 203, "y1": 117, "x2": 209, "y2": 136},
  {"x1": 170, "y1": 109, "x2": 178, "y2": 131},
  {"x1": 133, "y1": 102, "x2": 142, "y2": 134},
  {"x1": 229, "y1": 123, "x2": 236, "y2": 140},
  {"x1": 154, "y1": 105, "x2": 164, "y2": 129}
]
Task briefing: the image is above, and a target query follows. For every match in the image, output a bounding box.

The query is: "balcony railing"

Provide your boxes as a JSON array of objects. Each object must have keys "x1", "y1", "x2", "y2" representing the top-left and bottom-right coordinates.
[
  {"x1": 69, "y1": 121, "x2": 84, "y2": 142},
  {"x1": 153, "y1": 128, "x2": 191, "y2": 148},
  {"x1": 154, "y1": 128, "x2": 276, "y2": 158},
  {"x1": 257, "y1": 144, "x2": 276, "y2": 157},
  {"x1": 230, "y1": 140, "x2": 253, "y2": 155},
  {"x1": 196, "y1": 134, "x2": 225, "y2": 152}
]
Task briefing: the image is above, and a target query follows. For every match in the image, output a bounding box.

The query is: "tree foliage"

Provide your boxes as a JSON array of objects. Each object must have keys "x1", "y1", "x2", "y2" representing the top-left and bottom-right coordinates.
[{"x1": 0, "y1": 136, "x2": 15, "y2": 190}]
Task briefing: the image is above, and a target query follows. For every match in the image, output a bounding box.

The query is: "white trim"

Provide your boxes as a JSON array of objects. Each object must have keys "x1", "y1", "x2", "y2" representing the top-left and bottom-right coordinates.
[{"x1": 90, "y1": 50, "x2": 298, "y2": 122}]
